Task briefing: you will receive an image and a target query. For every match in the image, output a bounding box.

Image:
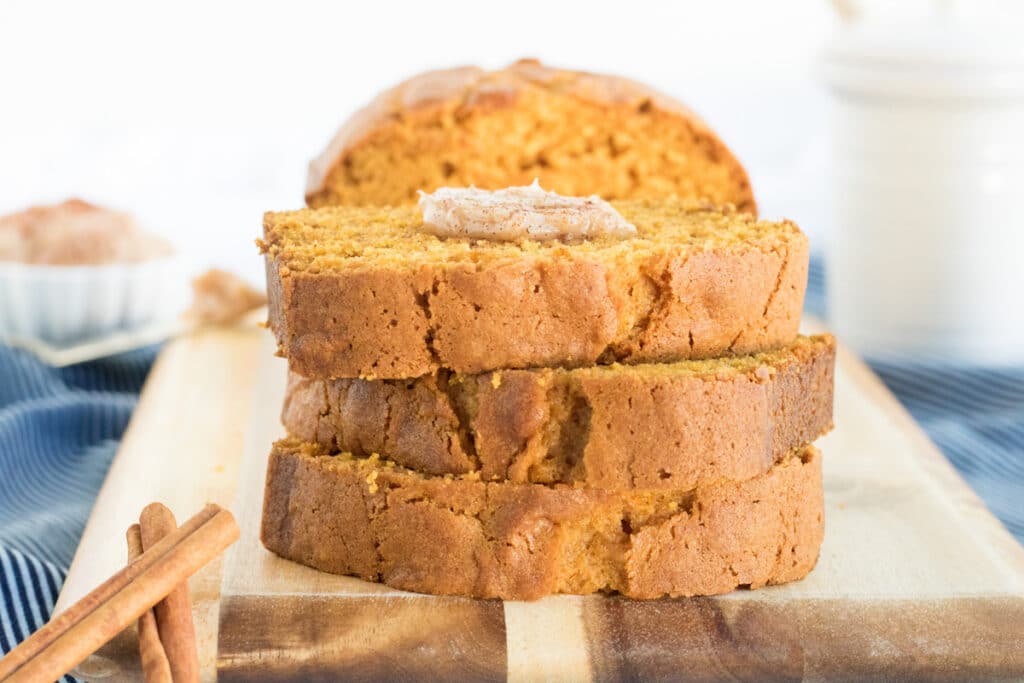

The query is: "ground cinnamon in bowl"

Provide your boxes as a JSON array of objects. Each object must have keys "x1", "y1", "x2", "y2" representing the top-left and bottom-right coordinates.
[
  {"x1": 0, "y1": 199, "x2": 182, "y2": 345},
  {"x1": 0, "y1": 198, "x2": 172, "y2": 265}
]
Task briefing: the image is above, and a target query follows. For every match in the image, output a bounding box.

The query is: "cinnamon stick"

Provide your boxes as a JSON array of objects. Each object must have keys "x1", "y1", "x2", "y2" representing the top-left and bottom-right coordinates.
[
  {"x1": 127, "y1": 524, "x2": 172, "y2": 683},
  {"x1": 0, "y1": 503, "x2": 218, "y2": 680},
  {"x1": 0, "y1": 504, "x2": 238, "y2": 683},
  {"x1": 139, "y1": 503, "x2": 201, "y2": 683}
]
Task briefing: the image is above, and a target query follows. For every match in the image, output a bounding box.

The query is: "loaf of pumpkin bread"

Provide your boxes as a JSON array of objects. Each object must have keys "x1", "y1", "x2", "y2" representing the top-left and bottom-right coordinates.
[
  {"x1": 306, "y1": 59, "x2": 756, "y2": 214},
  {"x1": 261, "y1": 199, "x2": 808, "y2": 379},
  {"x1": 283, "y1": 335, "x2": 834, "y2": 489},
  {"x1": 261, "y1": 440, "x2": 823, "y2": 600}
]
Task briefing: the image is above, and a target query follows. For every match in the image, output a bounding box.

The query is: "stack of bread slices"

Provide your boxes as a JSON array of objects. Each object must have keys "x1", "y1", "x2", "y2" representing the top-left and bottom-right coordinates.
[{"x1": 257, "y1": 61, "x2": 835, "y2": 600}]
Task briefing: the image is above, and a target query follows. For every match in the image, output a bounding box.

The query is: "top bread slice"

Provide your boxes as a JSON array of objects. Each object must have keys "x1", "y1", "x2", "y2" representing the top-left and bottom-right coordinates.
[
  {"x1": 306, "y1": 59, "x2": 756, "y2": 214},
  {"x1": 261, "y1": 199, "x2": 808, "y2": 380}
]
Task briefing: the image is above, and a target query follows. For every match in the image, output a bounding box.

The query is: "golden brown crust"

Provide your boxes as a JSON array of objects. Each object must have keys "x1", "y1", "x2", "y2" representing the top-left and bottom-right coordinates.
[
  {"x1": 306, "y1": 65, "x2": 485, "y2": 198},
  {"x1": 306, "y1": 59, "x2": 756, "y2": 214},
  {"x1": 283, "y1": 336, "x2": 835, "y2": 489},
  {"x1": 262, "y1": 201, "x2": 808, "y2": 379},
  {"x1": 260, "y1": 441, "x2": 823, "y2": 600}
]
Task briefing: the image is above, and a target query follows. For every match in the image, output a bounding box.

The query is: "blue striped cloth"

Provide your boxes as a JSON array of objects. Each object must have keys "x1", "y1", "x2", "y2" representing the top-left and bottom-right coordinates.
[
  {"x1": 0, "y1": 346, "x2": 155, "y2": 682},
  {"x1": 0, "y1": 257, "x2": 1022, "y2": 681}
]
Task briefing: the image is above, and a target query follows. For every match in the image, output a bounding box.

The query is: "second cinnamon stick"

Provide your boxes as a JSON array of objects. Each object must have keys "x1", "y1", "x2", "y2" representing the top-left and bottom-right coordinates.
[
  {"x1": 127, "y1": 524, "x2": 172, "y2": 683},
  {"x1": 140, "y1": 503, "x2": 201, "y2": 683}
]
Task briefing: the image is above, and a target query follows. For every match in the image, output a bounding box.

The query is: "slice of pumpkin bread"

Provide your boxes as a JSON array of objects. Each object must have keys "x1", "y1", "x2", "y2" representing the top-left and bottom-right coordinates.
[
  {"x1": 261, "y1": 199, "x2": 808, "y2": 379},
  {"x1": 261, "y1": 440, "x2": 823, "y2": 600},
  {"x1": 283, "y1": 335, "x2": 835, "y2": 490}
]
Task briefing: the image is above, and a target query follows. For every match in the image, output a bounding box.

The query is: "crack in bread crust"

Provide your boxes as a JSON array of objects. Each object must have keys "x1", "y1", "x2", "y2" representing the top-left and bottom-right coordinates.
[
  {"x1": 261, "y1": 200, "x2": 810, "y2": 379},
  {"x1": 282, "y1": 335, "x2": 836, "y2": 490}
]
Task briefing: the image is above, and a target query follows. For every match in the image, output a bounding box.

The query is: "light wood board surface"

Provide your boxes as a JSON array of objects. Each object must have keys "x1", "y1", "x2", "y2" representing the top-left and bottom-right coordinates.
[{"x1": 56, "y1": 321, "x2": 1024, "y2": 682}]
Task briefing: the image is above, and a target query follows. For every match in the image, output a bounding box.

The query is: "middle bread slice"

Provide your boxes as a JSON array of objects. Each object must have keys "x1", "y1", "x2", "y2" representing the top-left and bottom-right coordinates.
[{"x1": 284, "y1": 334, "x2": 835, "y2": 490}]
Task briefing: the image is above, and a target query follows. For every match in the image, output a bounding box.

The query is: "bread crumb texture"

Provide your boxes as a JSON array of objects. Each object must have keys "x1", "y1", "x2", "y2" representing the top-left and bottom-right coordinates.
[{"x1": 306, "y1": 59, "x2": 756, "y2": 215}]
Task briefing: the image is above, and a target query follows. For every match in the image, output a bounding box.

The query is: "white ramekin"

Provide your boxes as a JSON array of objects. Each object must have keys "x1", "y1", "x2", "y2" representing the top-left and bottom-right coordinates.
[{"x1": 0, "y1": 256, "x2": 188, "y2": 345}]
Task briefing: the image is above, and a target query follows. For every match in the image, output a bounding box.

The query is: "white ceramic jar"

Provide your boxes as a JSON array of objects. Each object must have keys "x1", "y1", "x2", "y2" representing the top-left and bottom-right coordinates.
[{"x1": 821, "y1": 18, "x2": 1024, "y2": 363}]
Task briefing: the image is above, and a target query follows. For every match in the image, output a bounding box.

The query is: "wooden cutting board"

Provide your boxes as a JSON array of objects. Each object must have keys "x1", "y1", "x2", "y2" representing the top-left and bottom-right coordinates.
[{"x1": 55, "y1": 320, "x2": 1024, "y2": 682}]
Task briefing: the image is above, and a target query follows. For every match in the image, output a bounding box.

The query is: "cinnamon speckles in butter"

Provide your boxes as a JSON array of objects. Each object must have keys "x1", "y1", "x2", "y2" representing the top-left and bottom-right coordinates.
[{"x1": 417, "y1": 181, "x2": 637, "y2": 241}]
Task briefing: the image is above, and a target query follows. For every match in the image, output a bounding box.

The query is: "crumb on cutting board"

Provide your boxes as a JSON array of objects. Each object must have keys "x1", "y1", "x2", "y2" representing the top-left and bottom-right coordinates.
[{"x1": 186, "y1": 268, "x2": 267, "y2": 325}]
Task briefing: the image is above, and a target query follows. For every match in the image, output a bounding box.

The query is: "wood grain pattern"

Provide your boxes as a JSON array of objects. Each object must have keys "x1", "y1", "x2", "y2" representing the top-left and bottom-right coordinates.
[
  {"x1": 218, "y1": 595, "x2": 506, "y2": 682},
  {"x1": 583, "y1": 597, "x2": 1024, "y2": 681},
  {"x1": 55, "y1": 320, "x2": 1024, "y2": 682},
  {"x1": 52, "y1": 320, "x2": 266, "y2": 683}
]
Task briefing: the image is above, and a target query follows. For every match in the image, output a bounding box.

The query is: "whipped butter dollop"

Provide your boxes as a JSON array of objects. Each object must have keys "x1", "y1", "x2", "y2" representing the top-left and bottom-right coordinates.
[{"x1": 417, "y1": 181, "x2": 637, "y2": 241}]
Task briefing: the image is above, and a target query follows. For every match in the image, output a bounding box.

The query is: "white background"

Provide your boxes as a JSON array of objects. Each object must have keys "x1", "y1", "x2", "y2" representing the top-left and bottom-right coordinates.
[
  {"x1": 0, "y1": 0, "x2": 844, "y2": 283},
  {"x1": 3, "y1": 0, "x2": 1021, "y2": 285}
]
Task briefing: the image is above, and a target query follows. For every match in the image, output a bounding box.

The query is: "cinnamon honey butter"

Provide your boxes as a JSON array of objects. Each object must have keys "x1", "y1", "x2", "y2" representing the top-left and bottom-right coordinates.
[{"x1": 417, "y1": 181, "x2": 637, "y2": 241}]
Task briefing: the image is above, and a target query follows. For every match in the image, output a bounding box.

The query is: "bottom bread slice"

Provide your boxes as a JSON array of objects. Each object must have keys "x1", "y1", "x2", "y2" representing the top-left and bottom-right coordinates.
[{"x1": 261, "y1": 439, "x2": 824, "y2": 600}]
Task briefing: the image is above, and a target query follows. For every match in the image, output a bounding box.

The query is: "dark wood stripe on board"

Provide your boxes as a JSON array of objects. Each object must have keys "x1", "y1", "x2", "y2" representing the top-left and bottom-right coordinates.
[
  {"x1": 583, "y1": 596, "x2": 1024, "y2": 682},
  {"x1": 218, "y1": 594, "x2": 506, "y2": 682}
]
